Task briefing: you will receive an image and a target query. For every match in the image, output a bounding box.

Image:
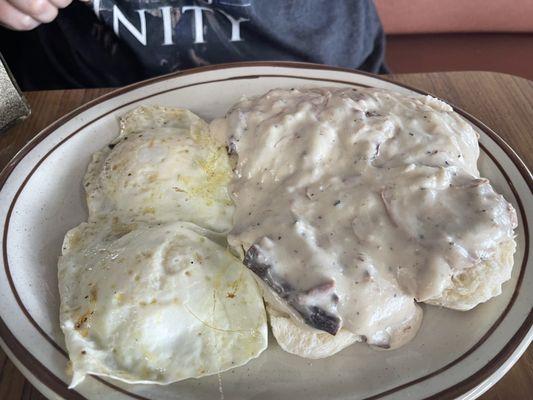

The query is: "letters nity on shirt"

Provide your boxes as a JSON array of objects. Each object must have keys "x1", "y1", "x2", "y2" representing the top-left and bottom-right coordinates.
[
  {"x1": 90, "y1": 0, "x2": 250, "y2": 45},
  {"x1": 86, "y1": 0, "x2": 253, "y2": 73}
]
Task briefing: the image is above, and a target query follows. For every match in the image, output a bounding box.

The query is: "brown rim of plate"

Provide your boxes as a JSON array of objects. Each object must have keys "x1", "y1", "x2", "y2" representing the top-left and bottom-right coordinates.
[{"x1": 0, "y1": 61, "x2": 531, "y2": 400}]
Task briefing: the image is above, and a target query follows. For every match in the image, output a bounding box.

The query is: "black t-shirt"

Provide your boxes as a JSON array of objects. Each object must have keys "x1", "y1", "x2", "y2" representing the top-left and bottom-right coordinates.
[{"x1": 0, "y1": 0, "x2": 387, "y2": 90}]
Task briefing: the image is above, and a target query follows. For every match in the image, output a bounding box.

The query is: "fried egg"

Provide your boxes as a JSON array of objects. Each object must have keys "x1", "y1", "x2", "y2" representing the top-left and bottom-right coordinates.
[
  {"x1": 84, "y1": 106, "x2": 234, "y2": 232},
  {"x1": 59, "y1": 221, "x2": 267, "y2": 387}
]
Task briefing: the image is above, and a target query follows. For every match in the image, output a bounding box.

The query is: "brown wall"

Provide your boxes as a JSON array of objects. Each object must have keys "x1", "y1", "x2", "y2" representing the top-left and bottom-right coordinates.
[{"x1": 385, "y1": 33, "x2": 533, "y2": 81}]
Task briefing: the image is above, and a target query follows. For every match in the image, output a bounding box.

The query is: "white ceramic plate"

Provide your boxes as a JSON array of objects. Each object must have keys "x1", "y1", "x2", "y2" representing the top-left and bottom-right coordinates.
[{"x1": 0, "y1": 63, "x2": 531, "y2": 400}]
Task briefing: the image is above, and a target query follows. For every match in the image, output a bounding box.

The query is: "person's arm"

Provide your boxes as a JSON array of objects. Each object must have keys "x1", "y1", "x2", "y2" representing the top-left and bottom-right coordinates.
[{"x1": 0, "y1": 0, "x2": 72, "y2": 30}]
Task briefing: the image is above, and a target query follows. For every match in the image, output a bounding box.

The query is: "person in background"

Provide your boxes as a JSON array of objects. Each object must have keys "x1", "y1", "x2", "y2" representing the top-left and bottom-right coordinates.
[{"x1": 0, "y1": 0, "x2": 387, "y2": 90}]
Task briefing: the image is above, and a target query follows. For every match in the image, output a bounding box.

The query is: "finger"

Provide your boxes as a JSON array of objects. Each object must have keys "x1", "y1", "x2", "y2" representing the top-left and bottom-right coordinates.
[
  {"x1": 0, "y1": 1, "x2": 40, "y2": 30},
  {"x1": 7, "y1": 0, "x2": 58, "y2": 23},
  {"x1": 48, "y1": 0, "x2": 72, "y2": 8}
]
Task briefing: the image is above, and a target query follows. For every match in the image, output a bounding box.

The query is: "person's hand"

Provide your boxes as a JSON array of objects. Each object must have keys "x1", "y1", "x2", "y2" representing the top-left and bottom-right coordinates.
[{"x1": 0, "y1": 0, "x2": 72, "y2": 31}]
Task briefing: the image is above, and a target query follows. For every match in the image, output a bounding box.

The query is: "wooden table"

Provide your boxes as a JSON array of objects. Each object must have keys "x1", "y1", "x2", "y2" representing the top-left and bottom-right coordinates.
[{"x1": 0, "y1": 71, "x2": 531, "y2": 399}]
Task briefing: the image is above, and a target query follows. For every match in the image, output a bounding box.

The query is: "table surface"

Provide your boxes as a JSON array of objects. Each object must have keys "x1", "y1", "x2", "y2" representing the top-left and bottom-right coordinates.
[{"x1": 0, "y1": 71, "x2": 531, "y2": 400}]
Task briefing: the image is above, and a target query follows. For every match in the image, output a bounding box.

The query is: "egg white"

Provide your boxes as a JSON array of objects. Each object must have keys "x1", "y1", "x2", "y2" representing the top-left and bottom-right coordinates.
[
  {"x1": 84, "y1": 106, "x2": 234, "y2": 233},
  {"x1": 59, "y1": 221, "x2": 267, "y2": 387}
]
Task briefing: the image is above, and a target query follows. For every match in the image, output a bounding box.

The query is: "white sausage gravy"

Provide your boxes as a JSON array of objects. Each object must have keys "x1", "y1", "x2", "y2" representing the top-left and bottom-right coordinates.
[{"x1": 211, "y1": 87, "x2": 517, "y2": 350}]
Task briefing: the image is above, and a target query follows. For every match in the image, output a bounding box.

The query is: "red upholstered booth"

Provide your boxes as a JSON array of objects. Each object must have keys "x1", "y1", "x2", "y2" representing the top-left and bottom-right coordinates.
[{"x1": 374, "y1": 0, "x2": 533, "y2": 80}]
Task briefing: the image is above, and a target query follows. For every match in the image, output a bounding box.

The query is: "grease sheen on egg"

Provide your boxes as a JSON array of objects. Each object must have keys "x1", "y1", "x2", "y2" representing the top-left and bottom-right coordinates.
[
  {"x1": 84, "y1": 106, "x2": 234, "y2": 233},
  {"x1": 59, "y1": 221, "x2": 267, "y2": 387}
]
